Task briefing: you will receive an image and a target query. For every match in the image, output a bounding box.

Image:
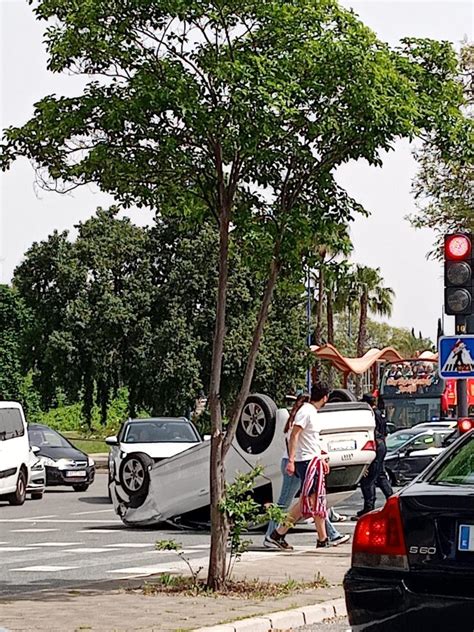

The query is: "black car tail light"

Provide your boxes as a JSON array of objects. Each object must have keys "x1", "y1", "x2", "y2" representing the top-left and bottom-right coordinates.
[{"x1": 352, "y1": 496, "x2": 408, "y2": 570}]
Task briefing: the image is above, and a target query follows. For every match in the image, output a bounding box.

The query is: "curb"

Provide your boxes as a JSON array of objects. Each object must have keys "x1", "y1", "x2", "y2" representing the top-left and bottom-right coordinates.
[{"x1": 192, "y1": 597, "x2": 347, "y2": 631}]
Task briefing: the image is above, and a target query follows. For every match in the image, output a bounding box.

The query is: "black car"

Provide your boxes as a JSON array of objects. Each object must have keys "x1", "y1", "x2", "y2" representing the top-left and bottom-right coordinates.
[
  {"x1": 344, "y1": 429, "x2": 474, "y2": 630},
  {"x1": 28, "y1": 424, "x2": 95, "y2": 492},
  {"x1": 384, "y1": 426, "x2": 453, "y2": 486}
]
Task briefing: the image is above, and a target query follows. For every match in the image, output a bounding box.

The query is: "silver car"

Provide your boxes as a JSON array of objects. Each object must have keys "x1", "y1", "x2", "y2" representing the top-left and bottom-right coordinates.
[{"x1": 27, "y1": 448, "x2": 45, "y2": 500}]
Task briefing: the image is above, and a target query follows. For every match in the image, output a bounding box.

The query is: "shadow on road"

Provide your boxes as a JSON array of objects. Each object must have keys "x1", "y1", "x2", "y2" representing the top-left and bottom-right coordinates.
[{"x1": 78, "y1": 495, "x2": 110, "y2": 505}]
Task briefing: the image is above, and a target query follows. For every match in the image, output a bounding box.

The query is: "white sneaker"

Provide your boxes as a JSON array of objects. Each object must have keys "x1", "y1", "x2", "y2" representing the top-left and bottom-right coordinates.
[{"x1": 330, "y1": 533, "x2": 350, "y2": 546}]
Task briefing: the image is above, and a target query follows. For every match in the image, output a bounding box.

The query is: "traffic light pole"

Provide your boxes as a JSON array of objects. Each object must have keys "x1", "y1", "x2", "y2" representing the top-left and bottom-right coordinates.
[{"x1": 456, "y1": 314, "x2": 469, "y2": 418}]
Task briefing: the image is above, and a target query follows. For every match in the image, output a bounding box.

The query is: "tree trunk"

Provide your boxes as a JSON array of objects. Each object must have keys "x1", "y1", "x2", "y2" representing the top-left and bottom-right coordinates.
[
  {"x1": 313, "y1": 265, "x2": 325, "y2": 380},
  {"x1": 356, "y1": 291, "x2": 368, "y2": 398},
  {"x1": 224, "y1": 254, "x2": 281, "y2": 454},
  {"x1": 326, "y1": 289, "x2": 334, "y2": 388},
  {"x1": 207, "y1": 199, "x2": 230, "y2": 590}
]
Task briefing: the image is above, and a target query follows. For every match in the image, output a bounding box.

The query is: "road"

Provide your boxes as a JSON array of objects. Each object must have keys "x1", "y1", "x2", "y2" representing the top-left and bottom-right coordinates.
[{"x1": 0, "y1": 471, "x2": 387, "y2": 600}]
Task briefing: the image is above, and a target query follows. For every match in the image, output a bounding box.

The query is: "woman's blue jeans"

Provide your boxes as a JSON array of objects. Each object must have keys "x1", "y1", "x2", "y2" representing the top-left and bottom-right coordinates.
[{"x1": 265, "y1": 458, "x2": 341, "y2": 541}]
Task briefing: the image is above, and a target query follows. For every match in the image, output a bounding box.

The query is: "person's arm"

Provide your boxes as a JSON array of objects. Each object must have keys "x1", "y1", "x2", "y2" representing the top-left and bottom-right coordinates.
[{"x1": 286, "y1": 425, "x2": 303, "y2": 475}]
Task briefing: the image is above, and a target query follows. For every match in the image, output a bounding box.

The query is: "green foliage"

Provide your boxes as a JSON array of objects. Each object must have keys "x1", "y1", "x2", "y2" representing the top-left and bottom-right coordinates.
[
  {"x1": 409, "y1": 43, "x2": 474, "y2": 258},
  {"x1": 0, "y1": 285, "x2": 30, "y2": 401},
  {"x1": 220, "y1": 466, "x2": 287, "y2": 578},
  {"x1": 155, "y1": 539, "x2": 203, "y2": 587},
  {"x1": 13, "y1": 213, "x2": 307, "y2": 424}
]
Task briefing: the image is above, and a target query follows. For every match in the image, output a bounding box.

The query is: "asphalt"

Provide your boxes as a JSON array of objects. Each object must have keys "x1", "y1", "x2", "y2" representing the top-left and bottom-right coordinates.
[{"x1": 0, "y1": 470, "x2": 386, "y2": 631}]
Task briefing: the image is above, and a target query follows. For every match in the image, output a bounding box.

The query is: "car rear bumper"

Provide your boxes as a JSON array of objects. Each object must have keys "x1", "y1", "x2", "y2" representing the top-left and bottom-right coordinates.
[
  {"x1": 45, "y1": 466, "x2": 95, "y2": 486},
  {"x1": 344, "y1": 568, "x2": 474, "y2": 631}
]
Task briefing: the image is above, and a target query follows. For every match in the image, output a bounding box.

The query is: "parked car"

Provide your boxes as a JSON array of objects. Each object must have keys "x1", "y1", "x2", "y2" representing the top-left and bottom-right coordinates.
[
  {"x1": 110, "y1": 392, "x2": 376, "y2": 527},
  {"x1": 27, "y1": 448, "x2": 45, "y2": 500},
  {"x1": 0, "y1": 402, "x2": 30, "y2": 505},
  {"x1": 344, "y1": 429, "x2": 474, "y2": 630},
  {"x1": 106, "y1": 417, "x2": 204, "y2": 496},
  {"x1": 385, "y1": 426, "x2": 454, "y2": 486},
  {"x1": 28, "y1": 424, "x2": 95, "y2": 492}
]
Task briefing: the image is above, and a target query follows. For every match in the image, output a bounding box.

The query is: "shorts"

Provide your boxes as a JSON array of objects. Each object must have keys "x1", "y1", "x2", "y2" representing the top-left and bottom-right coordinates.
[{"x1": 295, "y1": 460, "x2": 318, "y2": 494}]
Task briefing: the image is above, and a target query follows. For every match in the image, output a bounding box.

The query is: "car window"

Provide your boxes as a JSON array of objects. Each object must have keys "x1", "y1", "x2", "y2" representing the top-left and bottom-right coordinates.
[
  {"x1": 123, "y1": 420, "x2": 200, "y2": 443},
  {"x1": 429, "y1": 435, "x2": 474, "y2": 486},
  {"x1": 386, "y1": 431, "x2": 419, "y2": 452},
  {"x1": 410, "y1": 434, "x2": 435, "y2": 451},
  {"x1": 0, "y1": 408, "x2": 25, "y2": 441},
  {"x1": 28, "y1": 427, "x2": 70, "y2": 449}
]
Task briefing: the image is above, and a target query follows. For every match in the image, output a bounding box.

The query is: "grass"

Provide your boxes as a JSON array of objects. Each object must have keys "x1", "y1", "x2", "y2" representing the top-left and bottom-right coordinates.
[
  {"x1": 139, "y1": 573, "x2": 329, "y2": 599},
  {"x1": 63, "y1": 433, "x2": 108, "y2": 454}
]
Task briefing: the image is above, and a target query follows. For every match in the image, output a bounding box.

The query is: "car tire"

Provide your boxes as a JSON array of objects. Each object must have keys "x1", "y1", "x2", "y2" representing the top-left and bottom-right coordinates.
[
  {"x1": 236, "y1": 394, "x2": 276, "y2": 455},
  {"x1": 9, "y1": 470, "x2": 27, "y2": 506},
  {"x1": 328, "y1": 388, "x2": 357, "y2": 403},
  {"x1": 386, "y1": 468, "x2": 397, "y2": 486},
  {"x1": 73, "y1": 484, "x2": 90, "y2": 492},
  {"x1": 119, "y1": 452, "x2": 153, "y2": 497},
  {"x1": 31, "y1": 492, "x2": 44, "y2": 500}
]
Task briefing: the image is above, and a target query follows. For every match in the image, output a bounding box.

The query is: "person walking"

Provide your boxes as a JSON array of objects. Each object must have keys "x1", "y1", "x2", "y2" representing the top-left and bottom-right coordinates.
[
  {"x1": 263, "y1": 392, "x2": 349, "y2": 549},
  {"x1": 266, "y1": 382, "x2": 341, "y2": 550},
  {"x1": 353, "y1": 393, "x2": 393, "y2": 520}
]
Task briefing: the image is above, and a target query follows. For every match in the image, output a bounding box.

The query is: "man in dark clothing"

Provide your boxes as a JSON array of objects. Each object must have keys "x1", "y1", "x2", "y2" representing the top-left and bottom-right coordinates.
[{"x1": 353, "y1": 393, "x2": 393, "y2": 519}]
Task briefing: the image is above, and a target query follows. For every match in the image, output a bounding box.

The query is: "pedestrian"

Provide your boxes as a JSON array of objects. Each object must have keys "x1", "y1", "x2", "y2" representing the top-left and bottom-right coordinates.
[
  {"x1": 266, "y1": 381, "x2": 342, "y2": 550},
  {"x1": 353, "y1": 393, "x2": 393, "y2": 520},
  {"x1": 263, "y1": 392, "x2": 349, "y2": 549}
]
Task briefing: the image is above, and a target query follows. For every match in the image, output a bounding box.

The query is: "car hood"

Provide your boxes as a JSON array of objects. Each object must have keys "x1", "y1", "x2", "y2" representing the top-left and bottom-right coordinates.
[
  {"x1": 37, "y1": 446, "x2": 88, "y2": 461},
  {"x1": 119, "y1": 442, "x2": 199, "y2": 459}
]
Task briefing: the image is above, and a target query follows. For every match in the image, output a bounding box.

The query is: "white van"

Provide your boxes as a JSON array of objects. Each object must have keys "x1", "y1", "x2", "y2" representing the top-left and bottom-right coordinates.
[{"x1": 0, "y1": 402, "x2": 30, "y2": 505}]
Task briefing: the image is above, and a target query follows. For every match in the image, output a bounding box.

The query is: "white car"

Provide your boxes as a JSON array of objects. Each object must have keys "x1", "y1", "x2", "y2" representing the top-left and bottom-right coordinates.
[
  {"x1": 110, "y1": 394, "x2": 376, "y2": 527},
  {"x1": 106, "y1": 417, "x2": 203, "y2": 497},
  {"x1": 0, "y1": 401, "x2": 30, "y2": 505}
]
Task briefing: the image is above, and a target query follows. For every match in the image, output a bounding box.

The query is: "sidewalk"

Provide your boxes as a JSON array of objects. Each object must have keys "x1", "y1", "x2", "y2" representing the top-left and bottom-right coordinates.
[{"x1": 0, "y1": 543, "x2": 350, "y2": 631}]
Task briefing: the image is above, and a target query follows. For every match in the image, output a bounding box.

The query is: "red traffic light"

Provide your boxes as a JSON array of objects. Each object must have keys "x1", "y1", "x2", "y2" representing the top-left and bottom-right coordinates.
[{"x1": 445, "y1": 234, "x2": 471, "y2": 260}]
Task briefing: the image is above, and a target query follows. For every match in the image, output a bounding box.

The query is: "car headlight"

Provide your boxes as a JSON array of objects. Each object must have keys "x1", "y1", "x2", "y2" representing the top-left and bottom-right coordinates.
[
  {"x1": 31, "y1": 460, "x2": 44, "y2": 471},
  {"x1": 40, "y1": 456, "x2": 57, "y2": 467},
  {"x1": 88, "y1": 457, "x2": 95, "y2": 467}
]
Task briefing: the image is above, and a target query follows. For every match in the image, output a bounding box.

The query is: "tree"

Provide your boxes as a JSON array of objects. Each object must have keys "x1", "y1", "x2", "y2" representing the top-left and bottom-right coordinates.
[
  {"x1": 409, "y1": 43, "x2": 474, "y2": 257},
  {"x1": 1, "y1": 0, "x2": 466, "y2": 588},
  {"x1": 0, "y1": 285, "x2": 29, "y2": 401}
]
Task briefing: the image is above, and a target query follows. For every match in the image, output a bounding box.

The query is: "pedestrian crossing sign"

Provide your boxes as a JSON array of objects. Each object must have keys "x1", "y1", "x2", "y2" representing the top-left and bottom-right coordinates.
[{"x1": 439, "y1": 335, "x2": 474, "y2": 379}]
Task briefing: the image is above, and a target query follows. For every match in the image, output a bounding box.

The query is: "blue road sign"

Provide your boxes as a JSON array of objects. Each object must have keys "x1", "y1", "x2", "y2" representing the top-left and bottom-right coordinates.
[{"x1": 439, "y1": 335, "x2": 474, "y2": 379}]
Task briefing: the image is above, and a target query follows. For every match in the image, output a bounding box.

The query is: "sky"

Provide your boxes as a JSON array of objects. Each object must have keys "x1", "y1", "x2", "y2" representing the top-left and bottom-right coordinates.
[{"x1": 0, "y1": 0, "x2": 473, "y2": 342}]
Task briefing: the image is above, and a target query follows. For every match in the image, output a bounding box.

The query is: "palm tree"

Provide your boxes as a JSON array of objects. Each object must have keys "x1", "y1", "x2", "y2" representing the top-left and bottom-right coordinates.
[
  {"x1": 353, "y1": 265, "x2": 394, "y2": 396},
  {"x1": 354, "y1": 265, "x2": 394, "y2": 357}
]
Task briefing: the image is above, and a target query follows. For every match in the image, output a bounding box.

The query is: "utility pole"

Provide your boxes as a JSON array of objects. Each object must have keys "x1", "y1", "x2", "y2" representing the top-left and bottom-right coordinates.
[{"x1": 456, "y1": 314, "x2": 469, "y2": 418}]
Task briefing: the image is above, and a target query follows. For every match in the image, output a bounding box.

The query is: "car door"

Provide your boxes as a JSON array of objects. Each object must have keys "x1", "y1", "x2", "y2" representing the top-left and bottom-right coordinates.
[{"x1": 397, "y1": 433, "x2": 439, "y2": 483}]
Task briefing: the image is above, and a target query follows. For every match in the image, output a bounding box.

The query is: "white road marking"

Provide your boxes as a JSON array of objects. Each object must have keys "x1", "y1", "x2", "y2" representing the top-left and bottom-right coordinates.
[
  {"x1": 11, "y1": 566, "x2": 79, "y2": 572},
  {"x1": 0, "y1": 519, "x2": 121, "y2": 524},
  {"x1": 0, "y1": 547, "x2": 31, "y2": 552},
  {"x1": 66, "y1": 548, "x2": 111, "y2": 553},
  {"x1": 105, "y1": 543, "x2": 152, "y2": 548},
  {"x1": 12, "y1": 528, "x2": 59, "y2": 533},
  {"x1": 71, "y1": 509, "x2": 115, "y2": 516},
  {"x1": 28, "y1": 542, "x2": 82, "y2": 547}
]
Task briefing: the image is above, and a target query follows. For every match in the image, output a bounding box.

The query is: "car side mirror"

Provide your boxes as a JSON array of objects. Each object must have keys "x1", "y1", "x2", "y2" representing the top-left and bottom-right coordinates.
[
  {"x1": 203, "y1": 434, "x2": 211, "y2": 441},
  {"x1": 31, "y1": 445, "x2": 40, "y2": 454},
  {"x1": 105, "y1": 436, "x2": 118, "y2": 446}
]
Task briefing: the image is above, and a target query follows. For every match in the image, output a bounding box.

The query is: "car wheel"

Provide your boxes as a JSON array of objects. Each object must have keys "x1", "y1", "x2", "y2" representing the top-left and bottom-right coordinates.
[
  {"x1": 73, "y1": 484, "x2": 90, "y2": 492},
  {"x1": 31, "y1": 492, "x2": 44, "y2": 500},
  {"x1": 328, "y1": 388, "x2": 357, "y2": 403},
  {"x1": 236, "y1": 394, "x2": 276, "y2": 455},
  {"x1": 386, "y1": 468, "x2": 397, "y2": 486},
  {"x1": 9, "y1": 470, "x2": 27, "y2": 506},
  {"x1": 119, "y1": 453, "x2": 153, "y2": 496}
]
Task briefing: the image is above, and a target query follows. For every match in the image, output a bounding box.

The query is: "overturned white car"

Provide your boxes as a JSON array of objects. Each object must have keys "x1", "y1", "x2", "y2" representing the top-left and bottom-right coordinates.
[{"x1": 110, "y1": 392, "x2": 376, "y2": 527}]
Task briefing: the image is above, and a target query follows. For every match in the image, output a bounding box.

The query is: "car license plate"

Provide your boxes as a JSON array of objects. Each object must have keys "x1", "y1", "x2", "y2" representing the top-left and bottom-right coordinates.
[
  {"x1": 65, "y1": 471, "x2": 86, "y2": 477},
  {"x1": 458, "y1": 524, "x2": 474, "y2": 551},
  {"x1": 328, "y1": 439, "x2": 357, "y2": 452}
]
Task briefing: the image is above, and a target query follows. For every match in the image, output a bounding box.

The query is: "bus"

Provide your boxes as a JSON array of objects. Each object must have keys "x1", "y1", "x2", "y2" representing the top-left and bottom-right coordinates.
[{"x1": 378, "y1": 359, "x2": 474, "y2": 429}]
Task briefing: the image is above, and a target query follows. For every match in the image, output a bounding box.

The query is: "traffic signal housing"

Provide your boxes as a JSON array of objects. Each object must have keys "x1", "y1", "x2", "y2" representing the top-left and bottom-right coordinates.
[{"x1": 444, "y1": 233, "x2": 473, "y2": 316}]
